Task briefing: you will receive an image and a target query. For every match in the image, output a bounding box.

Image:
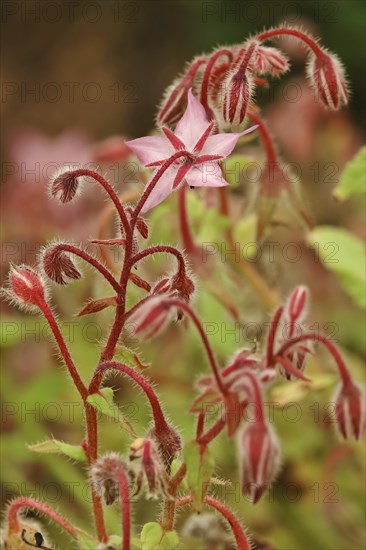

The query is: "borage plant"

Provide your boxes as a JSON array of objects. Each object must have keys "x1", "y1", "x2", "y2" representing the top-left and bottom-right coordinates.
[{"x1": 2, "y1": 25, "x2": 364, "y2": 550}]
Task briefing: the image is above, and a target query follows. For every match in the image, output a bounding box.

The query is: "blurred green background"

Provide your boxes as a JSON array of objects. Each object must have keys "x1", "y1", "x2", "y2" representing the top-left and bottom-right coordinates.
[{"x1": 1, "y1": 1, "x2": 365, "y2": 549}]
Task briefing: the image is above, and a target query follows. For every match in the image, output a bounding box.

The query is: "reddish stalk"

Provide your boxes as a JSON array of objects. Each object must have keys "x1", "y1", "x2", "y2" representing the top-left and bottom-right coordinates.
[
  {"x1": 257, "y1": 27, "x2": 323, "y2": 56},
  {"x1": 176, "y1": 495, "x2": 251, "y2": 550},
  {"x1": 200, "y1": 48, "x2": 233, "y2": 114},
  {"x1": 50, "y1": 243, "x2": 121, "y2": 293},
  {"x1": 197, "y1": 415, "x2": 226, "y2": 445},
  {"x1": 89, "y1": 361, "x2": 170, "y2": 434},
  {"x1": 6, "y1": 497, "x2": 78, "y2": 539},
  {"x1": 248, "y1": 111, "x2": 277, "y2": 164},
  {"x1": 131, "y1": 245, "x2": 186, "y2": 273},
  {"x1": 275, "y1": 332, "x2": 352, "y2": 385},
  {"x1": 164, "y1": 298, "x2": 226, "y2": 395},
  {"x1": 70, "y1": 169, "x2": 130, "y2": 236},
  {"x1": 116, "y1": 467, "x2": 131, "y2": 550},
  {"x1": 178, "y1": 186, "x2": 196, "y2": 254},
  {"x1": 39, "y1": 301, "x2": 87, "y2": 400}
]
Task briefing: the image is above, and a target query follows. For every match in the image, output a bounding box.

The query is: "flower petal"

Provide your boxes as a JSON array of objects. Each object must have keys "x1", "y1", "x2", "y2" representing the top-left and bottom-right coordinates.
[
  {"x1": 125, "y1": 136, "x2": 173, "y2": 166},
  {"x1": 202, "y1": 124, "x2": 259, "y2": 157},
  {"x1": 140, "y1": 165, "x2": 178, "y2": 213},
  {"x1": 185, "y1": 164, "x2": 229, "y2": 188},
  {"x1": 174, "y1": 89, "x2": 211, "y2": 149}
]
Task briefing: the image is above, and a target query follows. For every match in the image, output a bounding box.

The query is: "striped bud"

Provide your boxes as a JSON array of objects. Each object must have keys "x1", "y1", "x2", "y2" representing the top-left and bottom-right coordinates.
[
  {"x1": 238, "y1": 419, "x2": 281, "y2": 503},
  {"x1": 91, "y1": 453, "x2": 129, "y2": 506},
  {"x1": 334, "y1": 381, "x2": 365, "y2": 441},
  {"x1": 253, "y1": 46, "x2": 289, "y2": 77},
  {"x1": 222, "y1": 43, "x2": 257, "y2": 129},
  {"x1": 4, "y1": 265, "x2": 46, "y2": 311},
  {"x1": 50, "y1": 169, "x2": 80, "y2": 203},
  {"x1": 307, "y1": 50, "x2": 348, "y2": 110}
]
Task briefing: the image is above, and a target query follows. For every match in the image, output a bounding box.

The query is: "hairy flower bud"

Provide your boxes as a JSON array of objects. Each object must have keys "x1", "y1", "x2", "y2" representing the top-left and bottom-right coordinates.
[
  {"x1": 222, "y1": 43, "x2": 257, "y2": 128},
  {"x1": 253, "y1": 46, "x2": 290, "y2": 77},
  {"x1": 3, "y1": 265, "x2": 46, "y2": 311},
  {"x1": 334, "y1": 381, "x2": 365, "y2": 441},
  {"x1": 130, "y1": 438, "x2": 170, "y2": 500},
  {"x1": 128, "y1": 295, "x2": 174, "y2": 341},
  {"x1": 91, "y1": 453, "x2": 129, "y2": 506},
  {"x1": 50, "y1": 169, "x2": 81, "y2": 203},
  {"x1": 151, "y1": 422, "x2": 182, "y2": 467},
  {"x1": 43, "y1": 246, "x2": 81, "y2": 285},
  {"x1": 307, "y1": 50, "x2": 348, "y2": 110},
  {"x1": 238, "y1": 420, "x2": 281, "y2": 503}
]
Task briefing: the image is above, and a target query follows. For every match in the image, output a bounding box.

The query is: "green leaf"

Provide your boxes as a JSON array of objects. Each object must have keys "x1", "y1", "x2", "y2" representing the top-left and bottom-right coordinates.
[
  {"x1": 223, "y1": 155, "x2": 256, "y2": 188},
  {"x1": 28, "y1": 439, "x2": 86, "y2": 462},
  {"x1": 183, "y1": 440, "x2": 214, "y2": 512},
  {"x1": 307, "y1": 226, "x2": 366, "y2": 308},
  {"x1": 333, "y1": 146, "x2": 366, "y2": 201},
  {"x1": 140, "y1": 522, "x2": 179, "y2": 550},
  {"x1": 87, "y1": 388, "x2": 137, "y2": 437},
  {"x1": 76, "y1": 532, "x2": 98, "y2": 549}
]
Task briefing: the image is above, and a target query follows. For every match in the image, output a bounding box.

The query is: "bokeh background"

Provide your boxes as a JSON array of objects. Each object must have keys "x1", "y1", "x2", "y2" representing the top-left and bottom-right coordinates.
[{"x1": 1, "y1": 1, "x2": 365, "y2": 549}]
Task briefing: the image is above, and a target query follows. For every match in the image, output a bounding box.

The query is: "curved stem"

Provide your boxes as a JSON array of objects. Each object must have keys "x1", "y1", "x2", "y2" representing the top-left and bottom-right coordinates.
[
  {"x1": 7, "y1": 497, "x2": 78, "y2": 539},
  {"x1": 89, "y1": 361, "x2": 169, "y2": 434},
  {"x1": 132, "y1": 151, "x2": 194, "y2": 222},
  {"x1": 39, "y1": 301, "x2": 87, "y2": 400},
  {"x1": 248, "y1": 111, "x2": 277, "y2": 164},
  {"x1": 275, "y1": 332, "x2": 351, "y2": 385},
  {"x1": 176, "y1": 495, "x2": 251, "y2": 550},
  {"x1": 163, "y1": 298, "x2": 226, "y2": 395},
  {"x1": 257, "y1": 27, "x2": 323, "y2": 56},
  {"x1": 71, "y1": 169, "x2": 130, "y2": 237},
  {"x1": 131, "y1": 245, "x2": 186, "y2": 273},
  {"x1": 51, "y1": 243, "x2": 121, "y2": 293},
  {"x1": 161, "y1": 463, "x2": 187, "y2": 531},
  {"x1": 200, "y1": 48, "x2": 233, "y2": 114}
]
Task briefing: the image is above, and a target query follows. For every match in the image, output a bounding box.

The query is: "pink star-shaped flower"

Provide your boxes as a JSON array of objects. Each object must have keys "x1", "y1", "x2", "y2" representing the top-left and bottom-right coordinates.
[{"x1": 126, "y1": 89, "x2": 258, "y2": 212}]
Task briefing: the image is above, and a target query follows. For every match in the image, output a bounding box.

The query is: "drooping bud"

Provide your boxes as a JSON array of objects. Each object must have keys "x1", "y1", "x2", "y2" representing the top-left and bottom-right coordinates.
[
  {"x1": 43, "y1": 245, "x2": 81, "y2": 285},
  {"x1": 157, "y1": 56, "x2": 207, "y2": 126},
  {"x1": 128, "y1": 295, "x2": 174, "y2": 341},
  {"x1": 91, "y1": 453, "x2": 129, "y2": 506},
  {"x1": 170, "y1": 270, "x2": 195, "y2": 304},
  {"x1": 129, "y1": 438, "x2": 170, "y2": 500},
  {"x1": 253, "y1": 46, "x2": 290, "y2": 77},
  {"x1": 151, "y1": 422, "x2": 182, "y2": 468},
  {"x1": 222, "y1": 42, "x2": 257, "y2": 129},
  {"x1": 3, "y1": 265, "x2": 46, "y2": 311},
  {"x1": 307, "y1": 49, "x2": 348, "y2": 110},
  {"x1": 333, "y1": 381, "x2": 365, "y2": 441},
  {"x1": 238, "y1": 419, "x2": 281, "y2": 503},
  {"x1": 50, "y1": 169, "x2": 81, "y2": 203}
]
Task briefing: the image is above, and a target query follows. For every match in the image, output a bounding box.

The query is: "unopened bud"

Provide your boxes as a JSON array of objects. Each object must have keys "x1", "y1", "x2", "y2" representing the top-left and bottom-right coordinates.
[
  {"x1": 50, "y1": 169, "x2": 81, "y2": 203},
  {"x1": 307, "y1": 50, "x2": 348, "y2": 110},
  {"x1": 43, "y1": 245, "x2": 81, "y2": 285},
  {"x1": 3, "y1": 265, "x2": 46, "y2": 310},
  {"x1": 91, "y1": 453, "x2": 128, "y2": 506},
  {"x1": 334, "y1": 381, "x2": 365, "y2": 441}
]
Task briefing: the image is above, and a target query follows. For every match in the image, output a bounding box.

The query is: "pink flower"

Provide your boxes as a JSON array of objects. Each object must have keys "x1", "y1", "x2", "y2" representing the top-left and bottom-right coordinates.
[{"x1": 126, "y1": 89, "x2": 258, "y2": 212}]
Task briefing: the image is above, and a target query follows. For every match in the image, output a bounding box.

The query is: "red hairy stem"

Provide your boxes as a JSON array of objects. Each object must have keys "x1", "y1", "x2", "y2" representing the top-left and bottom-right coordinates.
[
  {"x1": 275, "y1": 332, "x2": 352, "y2": 385},
  {"x1": 39, "y1": 301, "x2": 87, "y2": 400},
  {"x1": 70, "y1": 169, "x2": 130, "y2": 236},
  {"x1": 117, "y1": 467, "x2": 131, "y2": 550},
  {"x1": 89, "y1": 361, "x2": 170, "y2": 435},
  {"x1": 7, "y1": 497, "x2": 78, "y2": 539},
  {"x1": 178, "y1": 186, "x2": 196, "y2": 254},
  {"x1": 257, "y1": 27, "x2": 323, "y2": 56},
  {"x1": 131, "y1": 245, "x2": 186, "y2": 273},
  {"x1": 200, "y1": 48, "x2": 233, "y2": 113},
  {"x1": 196, "y1": 412, "x2": 205, "y2": 439},
  {"x1": 132, "y1": 151, "x2": 196, "y2": 222},
  {"x1": 266, "y1": 306, "x2": 284, "y2": 364},
  {"x1": 248, "y1": 111, "x2": 277, "y2": 164},
  {"x1": 160, "y1": 463, "x2": 187, "y2": 531},
  {"x1": 197, "y1": 415, "x2": 226, "y2": 445},
  {"x1": 50, "y1": 243, "x2": 121, "y2": 293},
  {"x1": 176, "y1": 495, "x2": 251, "y2": 550},
  {"x1": 163, "y1": 298, "x2": 226, "y2": 395},
  {"x1": 85, "y1": 406, "x2": 108, "y2": 542}
]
